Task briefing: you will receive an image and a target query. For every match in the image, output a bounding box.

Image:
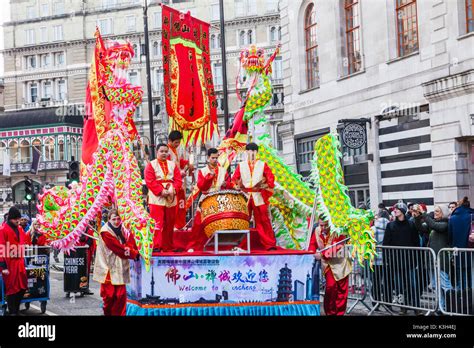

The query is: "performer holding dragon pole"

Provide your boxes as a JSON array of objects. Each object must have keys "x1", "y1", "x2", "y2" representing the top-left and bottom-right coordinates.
[
  {"x1": 145, "y1": 143, "x2": 183, "y2": 252},
  {"x1": 232, "y1": 143, "x2": 277, "y2": 251},
  {"x1": 187, "y1": 148, "x2": 232, "y2": 252}
]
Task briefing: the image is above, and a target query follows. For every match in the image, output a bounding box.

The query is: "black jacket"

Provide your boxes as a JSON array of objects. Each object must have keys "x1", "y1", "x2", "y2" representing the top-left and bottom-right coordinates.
[{"x1": 383, "y1": 218, "x2": 420, "y2": 247}]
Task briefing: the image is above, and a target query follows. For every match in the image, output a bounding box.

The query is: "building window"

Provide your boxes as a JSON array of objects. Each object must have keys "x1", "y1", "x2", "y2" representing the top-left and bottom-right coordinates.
[
  {"x1": 45, "y1": 138, "x2": 55, "y2": 161},
  {"x1": 235, "y1": 0, "x2": 246, "y2": 17},
  {"x1": 102, "y1": 0, "x2": 117, "y2": 8},
  {"x1": 9, "y1": 141, "x2": 19, "y2": 164},
  {"x1": 238, "y1": 29, "x2": 254, "y2": 46},
  {"x1": 41, "y1": 3, "x2": 49, "y2": 17},
  {"x1": 269, "y1": 26, "x2": 279, "y2": 43},
  {"x1": 152, "y1": 41, "x2": 162, "y2": 57},
  {"x1": 43, "y1": 81, "x2": 52, "y2": 99},
  {"x1": 126, "y1": 15, "x2": 136, "y2": 32},
  {"x1": 53, "y1": 0, "x2": 65, "y2": 15},
  {"x1": 40, "y1": 27, "x2": 48, "y2": 43},
  {"x1": 239, "y1": 30, "x2": 246, "y2": 46},
  {"x1": 58, "y1": 139, "x2": 65, "y2": 160},
  {"x1": 70, "y1": 138, "x2": 77, "y2": 160},
  {"x1": 272, "y1": 56, "x2": 282, "y2": 81},
  {"x1": 55, "y1": 52, "x2": 65, "y2": 66},
  {"x1": 213, "y1": 63, "x2": 223, "y2": 88},
  {"x1": 266, "y1": 0, "x2": 279, "y2": 13},
  {"x1": 467, "y1": 0, "x2": 474, "y2": 33},
  {"x1": 53, "y1": 25, "x2": 63, "y2": 41},
  {"x1": 211, "y1": 3, "x2": 220, "y2": 21},
  {"x1": 155, "y1": 69, "x2": 163, "y2": 91},
  {"x1": 30, "y1": 83, "x2": 38, "y2": 103},
  {"x1": 396, "y1": 0, "x2": 418, "y2": 57},
  {"x1": 211, "y1": 34, "x2": 221, "y2": 49},
  {"x1": 235, "y1": 0, "x2": 256, "y2": 17},
  {"x1": 98, "y1": 18, "x2": 113, "y2": 35},
  {"x1": 296, "y1": 130, "x2": 329, "y2": 176},
  {"x1": 129, "y1": 71, "x2": 139, "y2": 86},
  {"x1": 57, "y1": 80, "x2": 66, "y2": 101},
  {"x1": 27, "y1": 55, "x2": 37, "y2": 69},
  {"x1": 41, "y1": 54, "x2": 51, "y2": 68},
  {"x1": 153, "y1": 12, "x2": 161, "y2": 29},
  {"x1": 27, "y1": 6, "x2": 36, "y2": 19},
  {"x1": 304, "y1": 3, "x2": 319, "y2": 89},
  {"x1": 20, "y1": 140, "x2": 31, "y2": 163},
  {"x1": 26, "y1": 29, "x2": 35, "y2": 45},
  {"x1": 344, "y1": 0, "x2": 362, "y2": 75}
]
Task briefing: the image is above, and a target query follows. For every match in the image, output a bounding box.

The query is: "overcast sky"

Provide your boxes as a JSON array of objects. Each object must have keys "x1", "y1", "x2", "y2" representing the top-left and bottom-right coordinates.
[{"x1": 0, "y1": 0, "x2": 11, "y2": 77}]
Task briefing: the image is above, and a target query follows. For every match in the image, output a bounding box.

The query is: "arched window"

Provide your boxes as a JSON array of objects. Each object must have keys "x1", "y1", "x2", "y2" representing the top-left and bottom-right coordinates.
[
  {"x1": 9, "y1": 140, "x2": 19, "y2": 164},
  {"x1": 270, "y1": 26, "x2": 277, "y2": 43},
  {"x1": 0, "y1": 142, "x2": 6, "y2": 165},
  {"x1": 45, "y1": 138, "x2": 55, "y2": 161},
  {"x1": 304, "y1": 3, "x2": 319, "y2": 89},
  {"x1": 239, "y1": 30, "x2": 246, "y2": 46},
  {"x1": 247, "y1": 29, "x2": 254, "y2": 44},
  {"x1": 70, "y1": 137, "x2": 77, "y2": 160},
  {"x1": 77, "y1": 139, "x2": 82, "y2": 160},
  {"x1": 58, "y1": 139, "x2": 65, "y2": 160},
  {"x1": 211, "y1": 34, "x2": 216, "y2": 49},
  {"x1": 20, "y1": 140, "x2": 31, "y2": 163},
  {"x1": 153, "y1": 41, "x2": 159, "y2": 57}
]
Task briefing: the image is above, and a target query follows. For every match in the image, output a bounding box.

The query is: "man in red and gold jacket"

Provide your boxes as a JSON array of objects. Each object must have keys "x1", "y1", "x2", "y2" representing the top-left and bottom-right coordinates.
[
  {"x1": 145, "y1": 143, "x2": 183, "y2": 252},
  {"x1": 314, "y1": 219, "x2": 352, "y2": 316},
  {"x1": 0, "y1": 206, "x2": 28, "y2": 316},
  {"x1": 187, "y1": 148, "x2": 231, "y2": 252},
  {"x1": 232, "y1": 143, "x2": 277, "y2": 251},
  {"x1": 93, "y1": 209, "x2": 139, "y2": 316},
  {"x1": 167, "y1": 130, "x2": 194, "y2": 229}
]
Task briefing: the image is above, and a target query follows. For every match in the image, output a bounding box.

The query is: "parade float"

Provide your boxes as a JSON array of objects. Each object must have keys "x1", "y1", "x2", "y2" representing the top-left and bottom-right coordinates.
[{"x1": 35, "y1": 5, "x2": 376, "y2": 316}]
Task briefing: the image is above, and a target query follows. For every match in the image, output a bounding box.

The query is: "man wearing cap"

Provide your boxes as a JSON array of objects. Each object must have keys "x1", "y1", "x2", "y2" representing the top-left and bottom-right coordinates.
[
  {"x1": 0, "y1": 207, "x2": 28, "y2": 315},
  {"x1": 382, "y1": 202, "x2": 421, "y2": 313}
]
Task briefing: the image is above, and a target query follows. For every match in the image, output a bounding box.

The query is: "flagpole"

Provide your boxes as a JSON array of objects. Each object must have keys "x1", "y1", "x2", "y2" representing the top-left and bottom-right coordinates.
[
  {"x1": 143, "y1": 0, "x2": 156, "y2": 160},
  {"x1": 219, "y1": 0, "x2": 230, "y2": 132}
]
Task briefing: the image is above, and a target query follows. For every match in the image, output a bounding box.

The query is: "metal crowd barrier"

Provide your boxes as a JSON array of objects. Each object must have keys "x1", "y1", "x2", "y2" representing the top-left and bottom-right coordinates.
[
  {"x1": 437, "y1": 248, "x2": 474, "y2": 316},
  {"x1": 368, "y1": 245, "x2": 438, "y2": 316}
]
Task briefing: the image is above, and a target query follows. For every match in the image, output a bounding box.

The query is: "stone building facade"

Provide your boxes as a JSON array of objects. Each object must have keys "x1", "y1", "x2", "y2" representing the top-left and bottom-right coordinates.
[
  {"x1": 279, "y1": 0, "x2": 474, "y2": 208},
  {"x1": 0, "y1": 0, "x2": 283, "y2": 215}
]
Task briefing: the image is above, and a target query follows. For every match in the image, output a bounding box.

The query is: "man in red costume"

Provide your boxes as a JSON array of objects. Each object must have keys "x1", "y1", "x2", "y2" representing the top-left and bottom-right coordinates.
[
  {"x1": 145, "y1": 143, "x2": 183, "y2": 252},
  {"x1": 314, "y1": 219, "x2": 352, "y2": 316},
  {"x1": 0, "y1": 206, "x2": 28, "y2": 316},
  {"x1": 232, "y1": 143, "x2": 277, "y2": 251},
  {"x1": 93, "y1": 209, "x2": 139, "y2": 316},
  {"x1": 167, "y1": 130, "x2": 193, "y2": 229},
  {"x1": 187, "y1": 148, "x2": 231, "y2": 252}
]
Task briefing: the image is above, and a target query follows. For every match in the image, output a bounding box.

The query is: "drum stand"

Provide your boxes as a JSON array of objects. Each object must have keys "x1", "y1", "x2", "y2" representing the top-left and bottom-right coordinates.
[{"x1": 203, "y1": 230, "x2": 251, "y2": 254}]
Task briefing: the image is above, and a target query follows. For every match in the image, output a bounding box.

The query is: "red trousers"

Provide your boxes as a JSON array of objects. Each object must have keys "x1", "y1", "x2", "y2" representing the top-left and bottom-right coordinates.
[
  {"x1": 248, "y1": 198, "x2": 276, "y2": 250},
  {"x1": 187, "y1": 211, "x2": 208, "y2": 251},
  {"x1": 150, "y1": 204, "x2": 176, "y2": 251},
  {"x1": 175, "y1": 188, "x2": 186, "y2": 229},
  {"x1": 323, "y1": 268, "x2": 349, "y2": 316},
  {"x1": 100, "y1": 282, "x2": 127, "y2": 316}
]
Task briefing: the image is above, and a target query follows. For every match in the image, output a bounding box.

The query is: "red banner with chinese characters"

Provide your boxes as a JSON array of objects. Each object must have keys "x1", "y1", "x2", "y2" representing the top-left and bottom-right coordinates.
[{"x1": 162, "y1": 5, "x2": 218, "y2": 146}]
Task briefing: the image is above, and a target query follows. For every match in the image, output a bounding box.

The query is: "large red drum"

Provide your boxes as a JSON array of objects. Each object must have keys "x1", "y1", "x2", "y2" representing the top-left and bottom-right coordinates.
[{"x1": 198, "y1": 190, "x2": 249, "y2": 238}]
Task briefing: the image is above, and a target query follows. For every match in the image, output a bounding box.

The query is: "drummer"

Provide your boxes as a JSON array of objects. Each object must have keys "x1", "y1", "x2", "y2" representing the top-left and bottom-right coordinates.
[
  {"x1": 232, "y1": 143, "x2": 278, "y2": 251},
  {"x1": 187, "y1": 148, "x2": 232, "y2": 252}
]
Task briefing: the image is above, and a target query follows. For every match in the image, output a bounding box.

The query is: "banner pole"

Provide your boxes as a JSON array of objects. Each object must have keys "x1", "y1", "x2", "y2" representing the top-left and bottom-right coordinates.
[{"x1": 219, "y1": 0, "x2": 230, "y2": 132}]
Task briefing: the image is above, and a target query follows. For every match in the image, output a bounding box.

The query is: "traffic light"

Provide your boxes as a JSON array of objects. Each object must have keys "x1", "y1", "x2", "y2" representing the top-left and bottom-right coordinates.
[
  {"x1": 24, "y1": 178, "x2": 34, "y2": 202},
  {"x1": 69, "y1": 160, "x2": 80, "y2": 183}
]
